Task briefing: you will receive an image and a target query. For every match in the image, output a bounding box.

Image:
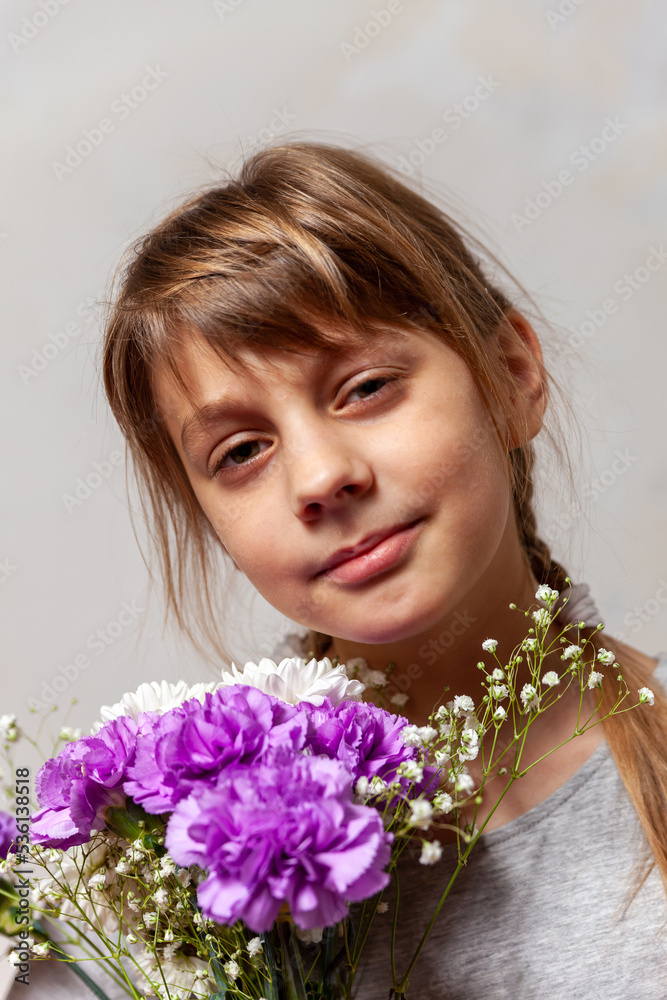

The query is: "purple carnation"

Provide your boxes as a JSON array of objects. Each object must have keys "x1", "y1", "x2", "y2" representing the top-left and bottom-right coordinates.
[
  {"x1": 303, "y1": 700, "x2": 438, "y2": 796},
  {"x1": 165, "y1": 755, "x2": 392, "y2": 933},
  {"x1": 124, "y1": 685, "x2": 308, "y2": 814},
  {"x1": 0, "y1": 810, "x2": 17, "y2": 858},
  {"x1": 31, "y1": 715, "x2": 142, "y2": 849}
]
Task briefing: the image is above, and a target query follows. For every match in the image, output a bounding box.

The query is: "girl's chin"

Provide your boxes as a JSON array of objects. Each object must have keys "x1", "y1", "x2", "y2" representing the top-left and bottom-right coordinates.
[{"x1": 316, "y1": 599, "x2": 446, "y2": 646}]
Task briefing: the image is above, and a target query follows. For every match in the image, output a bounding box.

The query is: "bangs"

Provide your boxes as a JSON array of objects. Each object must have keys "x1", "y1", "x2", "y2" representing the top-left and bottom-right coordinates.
[
  {"x1": 105, "y1": 140, "x2": 513, "y2": 449},
  {"x1": 146, "y1": 272, "x2": 440, "y2": 402}
]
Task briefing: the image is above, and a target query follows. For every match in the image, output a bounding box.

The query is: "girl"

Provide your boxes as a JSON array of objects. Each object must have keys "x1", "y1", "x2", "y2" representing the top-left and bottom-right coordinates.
[{"x1": 102, "y1": 141, "x2": 667, "y2": 998}]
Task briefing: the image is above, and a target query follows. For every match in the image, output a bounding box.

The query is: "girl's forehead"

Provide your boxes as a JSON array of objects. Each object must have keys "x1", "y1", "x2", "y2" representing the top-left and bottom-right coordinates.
[{"x1": 156, "y1": 321, "x2": 425, "y2": 398}]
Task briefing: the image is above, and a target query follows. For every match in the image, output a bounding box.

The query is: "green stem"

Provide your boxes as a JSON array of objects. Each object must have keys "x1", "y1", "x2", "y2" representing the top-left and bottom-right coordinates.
[
  {"x1": 276, "y1": 921, "x2": 307, "y2": 1000},
  {"x1": 389, "y1": 867, "x2": 400, "y2": 990},
  {"x1": 394, "y1": 765, "x2": 523, "y2": 991},
  {"x1": 47, "y1": 942, "x2": 115, "y2": 1000}
]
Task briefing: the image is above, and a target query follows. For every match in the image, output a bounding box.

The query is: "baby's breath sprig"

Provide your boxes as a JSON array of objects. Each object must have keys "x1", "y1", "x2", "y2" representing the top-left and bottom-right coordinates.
[{"x1": 383, "y1": 582, "x2": 653, "y2": 998}]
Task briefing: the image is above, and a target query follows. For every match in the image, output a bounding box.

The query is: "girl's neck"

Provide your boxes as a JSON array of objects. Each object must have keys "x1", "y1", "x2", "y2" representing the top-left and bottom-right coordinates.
[{"x1": 326, "y1": 562, "x2": 547, "y2": 728}]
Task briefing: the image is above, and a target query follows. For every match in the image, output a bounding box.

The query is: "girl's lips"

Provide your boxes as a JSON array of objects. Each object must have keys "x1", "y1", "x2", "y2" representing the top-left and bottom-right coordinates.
[{"x1": 316, "y1": 519, "x2": 424, "y2": 585}]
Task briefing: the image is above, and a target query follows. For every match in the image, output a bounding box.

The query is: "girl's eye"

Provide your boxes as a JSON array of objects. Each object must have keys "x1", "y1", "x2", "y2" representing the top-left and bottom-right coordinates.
[
  {"x1": 210, "y1": 439, "x2": 269, "y2": 477},
  {"x1": 209, "y1": 373, "x2": 402, "y2": 478},
  {"x1": 346, "y1": 374, "x2": 401, "y2": 404}
]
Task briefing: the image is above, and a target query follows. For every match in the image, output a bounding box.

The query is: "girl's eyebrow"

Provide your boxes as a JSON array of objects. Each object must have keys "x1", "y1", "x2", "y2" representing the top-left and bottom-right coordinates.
[
  {"x1": 180, "y1": 330, "x2": 414, "y2": 454},
  {"x1": 181, "y1": 398, "x2": 249, "y2": 454}
]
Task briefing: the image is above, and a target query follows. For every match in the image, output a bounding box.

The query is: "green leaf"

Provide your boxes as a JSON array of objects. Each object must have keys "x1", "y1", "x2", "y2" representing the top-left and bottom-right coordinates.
[{"x1": 260, "y1": 930, "x2": 281, "y2": 999}]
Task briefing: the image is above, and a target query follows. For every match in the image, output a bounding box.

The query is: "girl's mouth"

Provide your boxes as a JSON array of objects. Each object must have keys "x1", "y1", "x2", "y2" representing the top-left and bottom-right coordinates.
[{"x1": 314, "y1": 518, "x2": 424, "y2": 585}]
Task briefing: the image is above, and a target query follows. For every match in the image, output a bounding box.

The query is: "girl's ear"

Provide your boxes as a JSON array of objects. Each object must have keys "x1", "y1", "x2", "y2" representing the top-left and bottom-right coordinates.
[{"x1": 494, "y1": 309, "x2": 548, "y2": 450}]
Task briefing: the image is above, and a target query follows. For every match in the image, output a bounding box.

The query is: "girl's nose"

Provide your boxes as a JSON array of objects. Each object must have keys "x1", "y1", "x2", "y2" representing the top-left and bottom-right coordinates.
[{"x1": 285, "y1": 432, "x2": 374, "y2": 520}]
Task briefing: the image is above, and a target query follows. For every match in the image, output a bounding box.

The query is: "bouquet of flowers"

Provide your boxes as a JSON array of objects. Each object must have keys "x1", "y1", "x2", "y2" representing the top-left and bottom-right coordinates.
[{"x1": 0, "y1": 585, "x2": 655, "y2": 999}]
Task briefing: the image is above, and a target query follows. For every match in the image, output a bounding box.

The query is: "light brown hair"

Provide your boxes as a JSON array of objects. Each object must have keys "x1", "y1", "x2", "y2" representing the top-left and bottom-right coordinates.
[{"x1": 102, "y1": 140, "x2": 667, "y2": 888}]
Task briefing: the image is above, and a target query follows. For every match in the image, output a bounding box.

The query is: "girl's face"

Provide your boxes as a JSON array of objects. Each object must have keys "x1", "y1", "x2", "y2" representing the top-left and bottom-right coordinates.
[{"x1": 154, "y1": 320, "x2": 526, "y2": 646}]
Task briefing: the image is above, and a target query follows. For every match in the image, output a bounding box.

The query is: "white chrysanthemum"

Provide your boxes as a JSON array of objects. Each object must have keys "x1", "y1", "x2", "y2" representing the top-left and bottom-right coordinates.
[
  {"x1": 638, "y1": 687, "x2": 655, "y2": 706},
  {"x1": 135, "y1": 948, "x2": 215, "y2": 1000},
  {"x1": 597, "y1": 648, "x2": 616, "y2": 666},
  {"x1": 92, "y1": 680, "x2": 219, "y2": 732},
  {"x1": 219, "y1": 656, "x2": 365, "y2": 706},
  {"x1": 587, "y1": 671, "x2": 604, "y2": 689},
  {"x1": 420, "y1": 840, "x2": 443, "y2": 865},
  {"x1": 481, "y1": 638, "x2": 498, "y2": 653}
]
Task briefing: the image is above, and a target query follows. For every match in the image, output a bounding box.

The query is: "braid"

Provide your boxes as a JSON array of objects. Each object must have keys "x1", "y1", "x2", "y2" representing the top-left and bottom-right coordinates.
[
  {"x1": 511, "y1": 442, "x2": 667, "y2": 893},
  {"x1": 510, "y1": 442, "x2": 570, "y2": 592}
]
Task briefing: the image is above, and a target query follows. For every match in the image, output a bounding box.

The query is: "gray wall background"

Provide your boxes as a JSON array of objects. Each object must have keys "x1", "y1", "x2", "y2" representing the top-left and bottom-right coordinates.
[{"x1": 2, "y1": 0, "x2": 666, "y2": 742}]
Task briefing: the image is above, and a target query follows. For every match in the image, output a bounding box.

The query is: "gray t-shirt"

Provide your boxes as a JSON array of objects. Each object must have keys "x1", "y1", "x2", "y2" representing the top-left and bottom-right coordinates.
[{"x1": 351, "y1": 652, "x2": 667, "y2": 1000}]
